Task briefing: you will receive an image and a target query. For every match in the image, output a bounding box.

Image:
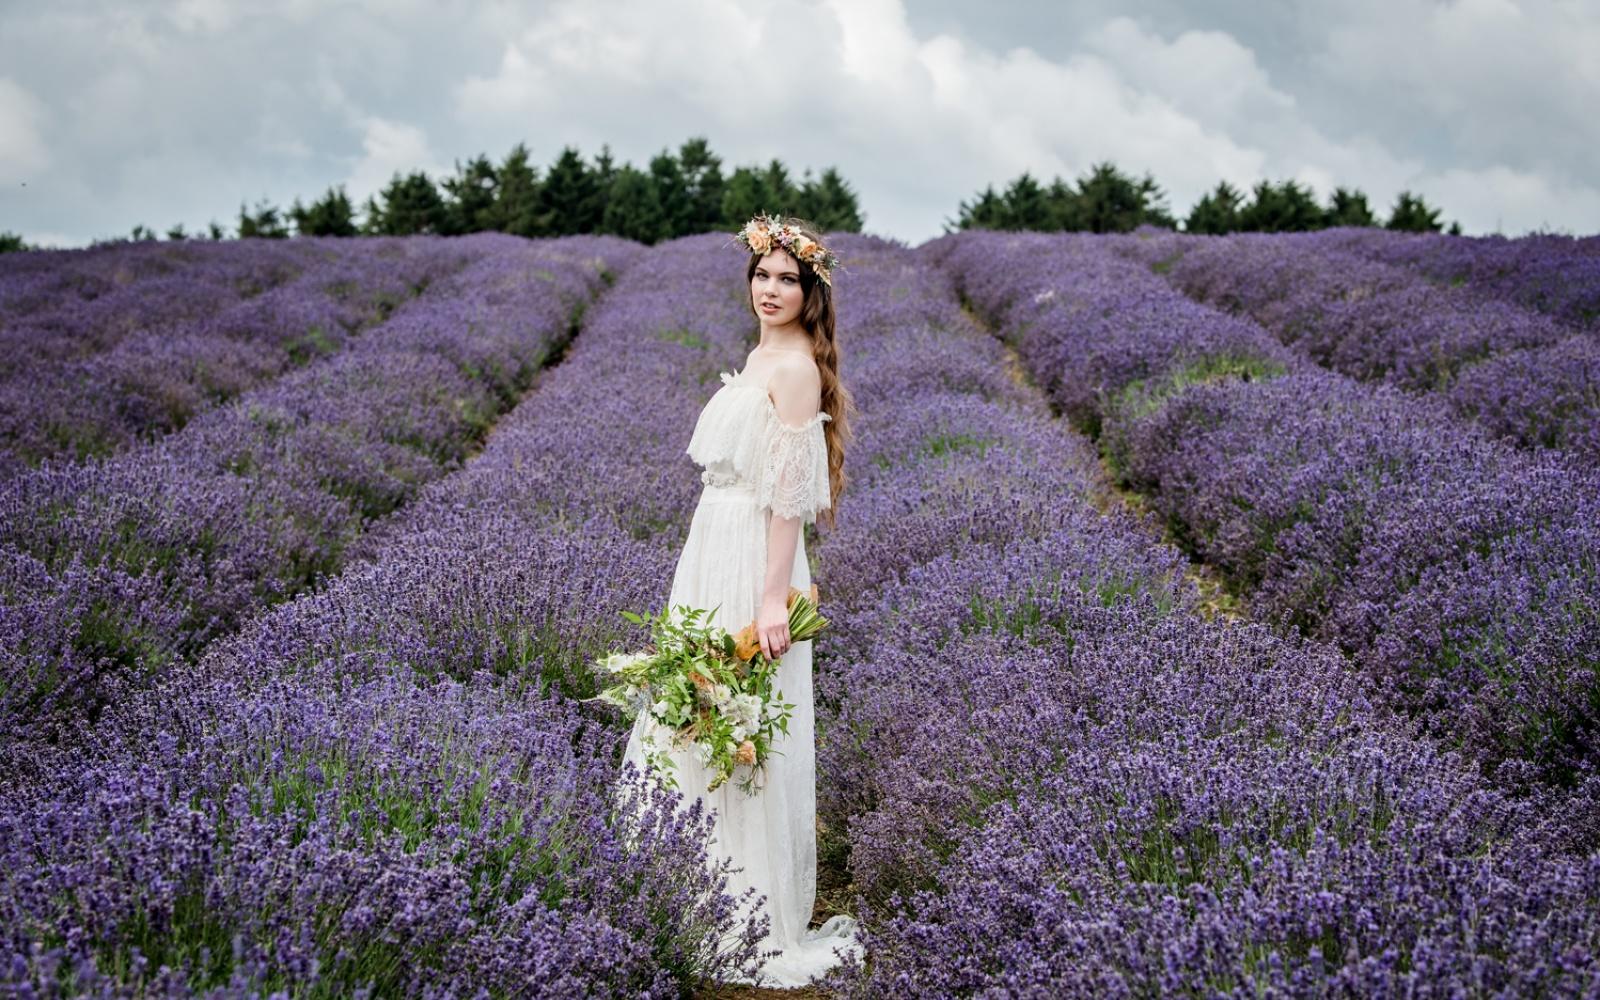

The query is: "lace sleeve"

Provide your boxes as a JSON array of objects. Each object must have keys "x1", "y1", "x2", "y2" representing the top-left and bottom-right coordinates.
[{"x1": 755, "y1": 410, "x2": 833, "y2": 523}]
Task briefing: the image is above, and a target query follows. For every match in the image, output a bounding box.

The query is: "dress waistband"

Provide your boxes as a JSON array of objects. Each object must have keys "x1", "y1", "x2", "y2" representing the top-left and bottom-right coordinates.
[
  {"x1": 700, "y1": 468, "x2": 757, "y2": 500},
  {"x1": 701, "y1": 469, "x2": 749, "y2": 488}
]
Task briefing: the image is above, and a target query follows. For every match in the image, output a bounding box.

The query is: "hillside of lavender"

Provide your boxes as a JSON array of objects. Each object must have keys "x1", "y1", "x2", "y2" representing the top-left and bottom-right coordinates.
[{"x1": 3, "y1": 227, "x2": 1599, "y2": 997}]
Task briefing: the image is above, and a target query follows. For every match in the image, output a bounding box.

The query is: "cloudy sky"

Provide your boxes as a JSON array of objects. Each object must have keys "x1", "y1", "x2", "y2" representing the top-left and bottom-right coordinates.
[{"x1": 3, "y1": 0, "x2": 1598, "y2": 248}]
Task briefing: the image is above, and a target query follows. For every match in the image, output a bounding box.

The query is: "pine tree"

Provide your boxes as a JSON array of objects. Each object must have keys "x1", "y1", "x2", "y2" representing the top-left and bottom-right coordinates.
[
  {"x1": 539, "y1": 146, "x2": 598, "y2": 236},
  {"x1": 358, "y1": 195, "x2": 384, "y2": 235},
  {"x1": 1387, "y1": 190, "x2": 1444, "y2": 232},
  {"x1": 442, "y1": 154, "x2": 499, "y2": 235},
  {"x1": 582, "y1": 145, "x2": 617, "y2": 234},
  {"x1": 290, "y1": 185, "x2": 357, "y2": 236},
  {"x1": 238, "y1": 199, "x2": 289, "y2": 238},
  {"x1": 678, "y1": 136, "x2": 725, "y2": 234},
  {"x1": 601, "y1": 164, "x2": 669, "y2": 243},
  {"x1": 1002, "y1": 172, "x2": 1049, "y2": 229},
  {"x1": 1136, "y1": 173, "x2": 1178, "y2": 229},
  {"x1": 370, "y1": 171, "x2": 448, "y2": 235},
  {"x1": 1237, "y1": 179, "x2": 1324, "y2": 232},
  {"x1": 649, "y1": 149, "x2": 690, "y2": 239},
  {"x1": 797, "y1": 167, "x2": 864, "y2": 232},
  {"x1": 1066, "y1": 162, "x2": 1175, "y2": 233},
  {"x1": 948, "y1": 185, "x2": 1006, "y2": 231},
  {"x1": 1185, "y1": 181, "x2": 1244, "y2": 234},
  {"x1": 1042, "y1": 177, "x2": 1077, "y2": 230},
  {"x1": 720, "y1": 166, "x2": 777, "y2": 227},
  {"x1": 761, "y1": 159, "x2": 800, "y2": 216},
  {"x1": 1324, "y1": 186, "x2": 1376, "y2": 227},
  {"x1": 492, "y1": 143, "x2": 542, "y2": 236}
]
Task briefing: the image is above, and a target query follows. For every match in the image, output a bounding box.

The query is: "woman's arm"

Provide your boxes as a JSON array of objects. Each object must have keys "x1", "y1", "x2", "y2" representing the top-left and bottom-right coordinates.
[
  {"x1": 760, "y1": 512, "x2": 802, "y2": 659},
  {"x1": 756, "y1": 361, "x2": 823, "y2": 660}
]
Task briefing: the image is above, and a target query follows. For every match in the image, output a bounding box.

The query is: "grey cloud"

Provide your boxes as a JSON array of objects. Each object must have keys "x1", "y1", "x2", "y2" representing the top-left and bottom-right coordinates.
[{"x1": 3, "y1": 0, "x2": 1598, "y2": 247}]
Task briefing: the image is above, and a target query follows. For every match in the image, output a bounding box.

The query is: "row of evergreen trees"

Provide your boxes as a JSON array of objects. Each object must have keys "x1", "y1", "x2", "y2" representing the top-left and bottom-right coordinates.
[
  {"x1": 85, "y1": 137, "x2": 864, "y2": 248},
  {"x1": 0, "y1": 150, "x2": 1476, "y2": 254},
  {"x1": 951, "y1": 162, "x2": 1460, "y2": 235}
]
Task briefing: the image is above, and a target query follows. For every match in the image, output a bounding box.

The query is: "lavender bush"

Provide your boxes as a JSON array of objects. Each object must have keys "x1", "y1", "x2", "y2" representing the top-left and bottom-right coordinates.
[
  {"x1": 0, "y1": 238, "x2": 328, "y2": 374},
  {"x1": 927, "y1": 229, "x2": 1600, "y2": 794},
  {"x1": 0, "y1": 234, "x2": 638, "y2": 751},
  {"x1": 0, "y1": 238, "x2": 475, "y2": 468},
  {"x1": 1116, "y1": 371, "x2": 1600, "y2": 787},
  {"x1": 1149, "y1": 230, "x2": 1600, "y2": 466},
  {"x1": 829, "y1": 611, "x2": 1600, "y2": 997},
  {"x1": 1312, "y1": 225, "x2": 1600, "y2": 329},
  {"x1": 1446, "y1": 332, "x2": 1600, "y2": 467},
  {"x1": 1159, "y1": 233, "x2": 1566, "y2": 388},
  {"x1": 0, "y1": 669, "x2": 764, "y2": 997}
]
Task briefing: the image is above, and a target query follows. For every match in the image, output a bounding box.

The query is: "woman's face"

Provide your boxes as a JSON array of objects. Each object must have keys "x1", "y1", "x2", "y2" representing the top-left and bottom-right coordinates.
[{"x1": 751, "y1": 249, "x2": 804, "y2": 329}]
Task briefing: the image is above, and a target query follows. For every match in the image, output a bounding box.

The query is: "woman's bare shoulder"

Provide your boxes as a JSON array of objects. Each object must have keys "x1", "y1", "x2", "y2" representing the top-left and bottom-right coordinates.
[
  {"x1": 767, "y1": 354, "x2": 822, "y2": 421},
  {"x1": 770, "y1": 351, "x2": 820, "y2": 387}
]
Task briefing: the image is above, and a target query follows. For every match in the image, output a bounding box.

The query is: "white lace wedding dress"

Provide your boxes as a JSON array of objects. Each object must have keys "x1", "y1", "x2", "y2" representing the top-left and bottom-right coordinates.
[{"x1": 620, "y1": 366, "x2": 862, "y2": 988}]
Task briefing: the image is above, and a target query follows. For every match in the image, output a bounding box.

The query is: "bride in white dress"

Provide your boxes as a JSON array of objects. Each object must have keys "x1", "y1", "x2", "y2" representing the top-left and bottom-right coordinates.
[{"x1": 620, "y1": 216, "x2": 861, "y2": 988}]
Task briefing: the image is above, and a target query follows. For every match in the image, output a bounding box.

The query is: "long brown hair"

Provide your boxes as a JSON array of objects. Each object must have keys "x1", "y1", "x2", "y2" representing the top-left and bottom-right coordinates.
[{"x1": 744, "y1": 216, "x2": 854, "y2": 529}]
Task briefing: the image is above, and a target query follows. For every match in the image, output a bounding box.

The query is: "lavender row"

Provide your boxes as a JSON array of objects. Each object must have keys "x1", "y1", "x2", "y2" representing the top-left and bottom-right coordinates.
[
  {"x1": 789, "y1": 233, "x2": 1600, "y2": 996},
  {"x1": 1155, "y1": 231, "x2": 1570, "y2": 390},
  {"x1": 1445, "y1": 333, "x2": 1600, "y2": 464},
  {"x1": 0, "y1": 233, "x2": 791, "y2": 996},
  {"x1": 0, "y1": 238, "x2": 332, "y2": 375},
  {"x1": 0, "y1": 237, "x2": 314, "y2": 318},
  {"x1": 929, "y1": 229, "x2": 1600, "y2": 792},
  {"x1": 0, "y1": 238, "x2": 482, "y2": 472},
  {"x1": 1145, "y1": 231, "x2": 1600, "y2": 466},
  {"x1": 0, "y1": 233, "x2": 637, "y2": 751},
  {"x1": 1313, "y1": 225, "x2": 1600, "y2": 329}
]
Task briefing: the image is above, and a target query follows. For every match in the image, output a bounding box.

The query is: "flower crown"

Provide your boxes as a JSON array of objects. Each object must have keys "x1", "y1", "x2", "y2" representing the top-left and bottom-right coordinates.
[{"x1": 733, "y1": 214, "x2": 841, "y2": 287}]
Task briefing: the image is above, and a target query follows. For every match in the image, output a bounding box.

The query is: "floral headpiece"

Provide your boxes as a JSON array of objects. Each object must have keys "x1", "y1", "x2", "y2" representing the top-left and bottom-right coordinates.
[{"x1": 733, "y1": 214, "x2": 841, "y2": 287}]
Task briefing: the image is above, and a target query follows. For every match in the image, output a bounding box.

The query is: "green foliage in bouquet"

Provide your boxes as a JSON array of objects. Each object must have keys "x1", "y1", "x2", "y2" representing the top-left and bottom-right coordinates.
[{"x1": 589, "y1": 586, "x2": 826, "y2": 796}]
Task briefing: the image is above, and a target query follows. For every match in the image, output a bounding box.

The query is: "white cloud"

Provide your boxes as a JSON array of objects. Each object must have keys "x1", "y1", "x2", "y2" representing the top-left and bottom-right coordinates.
[
  {"x1": 451, "y1": 0, "x2": 1281, "y2": 241},
  {"x1": 1312, "y1": 0, "x2": 1600, "y2": 173},
  {"x1": 1084, "y1": 17, "x2": 1296, "y2": 129},
  {"x1": 166, "y1": 0, "x2": 236, "y2": 34},
  {"x1": 1418, "y1": 164, "x2": 1600, "y2": 236},
  {"x1": 0, "y1": 77, "x2": 49, "y2": 183},
  {"x1": 344, "y1": 116, "x2": 441, "y2": 202}
]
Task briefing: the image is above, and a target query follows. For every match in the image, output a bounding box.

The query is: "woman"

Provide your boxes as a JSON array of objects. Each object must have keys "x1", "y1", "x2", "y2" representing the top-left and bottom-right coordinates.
[{"x1": 620, "y1": 215, "x2": 861, "y2": 987}]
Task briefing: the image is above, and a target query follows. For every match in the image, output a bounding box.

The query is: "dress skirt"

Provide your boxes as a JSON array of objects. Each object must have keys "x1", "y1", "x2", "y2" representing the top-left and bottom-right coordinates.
[{"x1": 619, "y1": 479, "x2": 860, "y2": 987}]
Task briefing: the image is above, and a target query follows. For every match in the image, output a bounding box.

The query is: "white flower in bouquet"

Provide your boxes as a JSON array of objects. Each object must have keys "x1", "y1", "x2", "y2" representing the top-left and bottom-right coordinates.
[
  {"x1": 598, "y1": 651, "x2": 634, "y2": 673},
  {"x1": 730, "y1": 693, "x2": 762, "y2": 731}
]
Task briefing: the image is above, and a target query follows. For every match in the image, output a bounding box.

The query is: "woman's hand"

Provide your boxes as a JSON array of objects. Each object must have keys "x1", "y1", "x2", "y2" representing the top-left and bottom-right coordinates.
[{"x1": 756, "y1": 595, "x2": 791, "y2": 660}]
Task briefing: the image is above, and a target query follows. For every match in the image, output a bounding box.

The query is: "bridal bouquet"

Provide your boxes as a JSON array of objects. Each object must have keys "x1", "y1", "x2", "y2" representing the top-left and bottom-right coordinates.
[{"x1": 589, "y1": 585, "x2": 826, "y2": 796}]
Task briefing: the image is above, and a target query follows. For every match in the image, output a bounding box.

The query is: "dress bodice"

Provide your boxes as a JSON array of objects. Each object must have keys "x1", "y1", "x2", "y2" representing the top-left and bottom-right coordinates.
[{"x1": 687, "y1": 370, "x2": 833, "y2": 524}]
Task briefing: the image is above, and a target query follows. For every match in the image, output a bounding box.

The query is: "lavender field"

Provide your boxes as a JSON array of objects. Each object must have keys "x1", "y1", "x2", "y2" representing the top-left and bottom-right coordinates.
[{"x1": 4, "y1": 229, "x2": 1600, "y2": 997}]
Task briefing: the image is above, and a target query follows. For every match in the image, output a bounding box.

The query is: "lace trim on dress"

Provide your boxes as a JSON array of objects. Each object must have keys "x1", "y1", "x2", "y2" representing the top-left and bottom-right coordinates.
[{"x1": 755, "y1": 410, "x2": 832, "y2": 523}]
